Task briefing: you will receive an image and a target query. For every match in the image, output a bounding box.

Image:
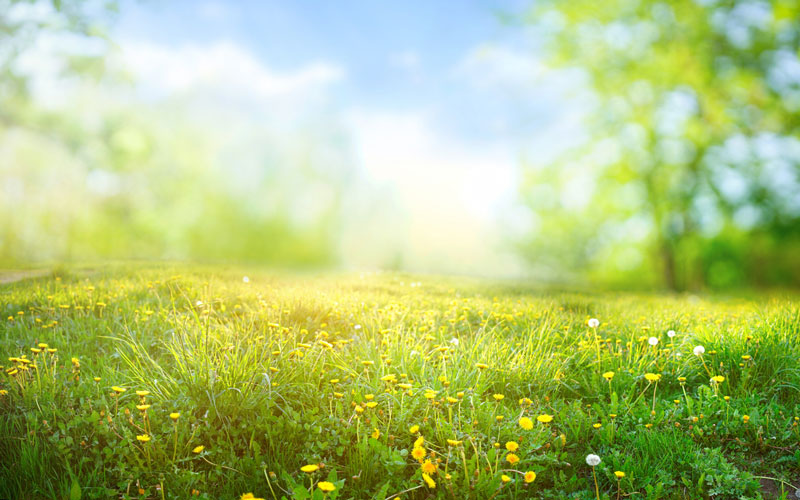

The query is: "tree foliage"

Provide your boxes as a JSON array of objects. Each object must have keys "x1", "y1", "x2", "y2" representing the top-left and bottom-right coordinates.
[{"x1": 521, "y1": 0, "x2": 800, "y2": 289}]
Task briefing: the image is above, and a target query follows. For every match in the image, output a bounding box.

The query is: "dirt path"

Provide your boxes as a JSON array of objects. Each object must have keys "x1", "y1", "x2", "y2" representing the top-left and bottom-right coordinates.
[{"x1": 0, "y1": 269, "x2": 50, "y2": 285}]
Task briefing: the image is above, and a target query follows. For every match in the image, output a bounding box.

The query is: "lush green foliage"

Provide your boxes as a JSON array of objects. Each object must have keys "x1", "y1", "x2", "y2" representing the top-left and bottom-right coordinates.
[
  {"x1": 1, "y1": 266, "x2": 799, "y2": 499},
  {"x1": 520, "y1": 0, "x2": 800, "y2": 290},
  {"x1": 0, "y1": 1, "x2": 347, "y2": 267}
]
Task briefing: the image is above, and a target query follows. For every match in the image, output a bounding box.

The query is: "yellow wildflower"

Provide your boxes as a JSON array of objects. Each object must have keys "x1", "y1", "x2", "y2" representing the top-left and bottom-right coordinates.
[
  {"x1": 644, "y1": 373, "x2": 661, "y2": 382},
  {"x1": 317, "y1": 482, "x2": 336, "y2": 493},
  {"x1": 421, "y1": 459, "x2": 437, "y2": 475}
]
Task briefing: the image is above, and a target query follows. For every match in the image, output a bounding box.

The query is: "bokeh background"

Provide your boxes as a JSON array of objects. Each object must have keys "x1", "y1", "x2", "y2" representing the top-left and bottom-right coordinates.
[{"x1": 1, "y1": 0, "x2": 799, "y2": 290}]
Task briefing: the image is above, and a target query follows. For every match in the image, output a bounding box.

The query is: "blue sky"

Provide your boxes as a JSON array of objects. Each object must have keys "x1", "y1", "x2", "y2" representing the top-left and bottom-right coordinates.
[
  {"x1": 114, "y1": 1, "x2": 555, "y2": 140},
  {"x1": 116, "y1": 1, "x2": 528, "y2": 102},
  {"x1": 107, "y1": 0, "x2": 583, "y2": 273}
]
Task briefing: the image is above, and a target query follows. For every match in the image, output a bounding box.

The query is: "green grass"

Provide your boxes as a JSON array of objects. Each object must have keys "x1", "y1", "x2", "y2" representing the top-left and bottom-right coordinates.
[{"x1": 1, "y1": 265, "x2": 799, "y2": 499}]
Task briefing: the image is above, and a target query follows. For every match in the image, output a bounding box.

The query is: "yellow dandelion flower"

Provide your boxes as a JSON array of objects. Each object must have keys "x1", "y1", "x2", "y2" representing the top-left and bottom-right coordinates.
[
  {"x1": 711, "y1": 375, "x2": 725, "y2": 383},
  {"x1": 447, "y1": 439, "x2": 462, "y2": 446},
  {"x1": 614, "y1": 471, "x2": 625, "y2": 479},
  {"x1": 501, "y1": 474, "x2": 511, "y2": 483},
  {"x1": 519, "y1": 417, "x2": 533, "y2": 430},
  {"x1": 371, "y1": 428, "x2": 380, "y2": 439},
  {"x1": 111, "y1": 386, "x2": 126, "y2": 393},
  {"x1": 192, "y1": 445, "x2": 205, "y2": 453},
  {"x1": 412, "y1": 446, "x2": 426, "y2": 461},
  {"x1": 506, "y1": 453, "x2": 519, "y2": 465},
  {"x1": 409, "y1": 425, "x2": 420, "y2": 434},
  {"x1": 301, "y1": 464, "x2": 319, "y2": 473},
  {"x1": 524, "y1": 471, "x2": 536, "y2": 483},
  {"x1": 170, "y1": 412, "x2": 180, "y2": 420},
  {"x1": 414, "y1": 436, "x2": 424, "y2": 448},
  {"x1": 537, "y1": 414, "x2": 553, "y2": 424},
  {"x1": 422, "y1": 472, "x2": 436, "y2": 489},
  {"x1": 421, "y1": 459, "x2": 437, "y2": 475},
  {"x1": 644, "y1": 373, "x2": 661, "y2": 382},
  {"x1": 240, "y1": 493, "x2": 265, "y2": 500},
  {"x1": 136, "y1": 434, "x2": 150, "y2": 442},
  {"x1": 317, "y1": 482, "x2": 336, "y2": 493},
  {"x1": 602, "y1": 371, "x2": 615, "y2": 380},
  {"x1": 505, "y1": 441, "x2": 518, "y2": 452}
]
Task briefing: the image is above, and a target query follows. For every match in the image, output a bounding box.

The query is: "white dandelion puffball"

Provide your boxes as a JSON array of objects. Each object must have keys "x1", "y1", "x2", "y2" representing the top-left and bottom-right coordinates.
[
  {"x1": 648, "y1": 336, "x2": 659, "y2": 346},
  {"x1": 667, "y1": 330, "x2": 675, "y2": 338},
  {"x1": 450, "y1": 337, "x2": 460, "y2": 346},
  {"x1": 586, "y1": 454, "x2": 601, "y2": 466},
  {"x1": 693, "y1": 345, "x2": 705, "y2": 356},
  {"x1": 588, "y1": 318, "x2": 600, "y2": 328},
  {"x1": 242, "y1": 276, "x2": 250, "y2": 283}
]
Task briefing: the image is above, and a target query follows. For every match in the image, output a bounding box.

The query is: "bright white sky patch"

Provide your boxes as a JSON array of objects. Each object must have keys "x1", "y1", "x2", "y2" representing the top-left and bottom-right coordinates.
[{"x1": 344, "y1": 109, "x2": 524, "y2": 274}]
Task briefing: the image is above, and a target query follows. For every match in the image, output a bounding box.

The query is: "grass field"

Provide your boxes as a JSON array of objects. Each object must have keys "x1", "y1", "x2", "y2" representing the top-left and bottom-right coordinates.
[{"x1": 1, "y1": 266, "x2": 799, "y2": 499}]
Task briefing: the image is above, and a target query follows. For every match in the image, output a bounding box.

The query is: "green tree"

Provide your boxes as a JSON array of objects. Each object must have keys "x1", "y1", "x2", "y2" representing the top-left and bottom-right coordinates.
[{"x1": 520, "y1": 0, "x2": 800, "y2": 289}]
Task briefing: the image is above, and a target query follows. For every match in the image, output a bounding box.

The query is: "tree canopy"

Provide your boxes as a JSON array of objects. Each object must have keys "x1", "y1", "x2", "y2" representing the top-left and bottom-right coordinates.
[{"x1": 520, "y1": 0, "x2": 800, "y2": 289}]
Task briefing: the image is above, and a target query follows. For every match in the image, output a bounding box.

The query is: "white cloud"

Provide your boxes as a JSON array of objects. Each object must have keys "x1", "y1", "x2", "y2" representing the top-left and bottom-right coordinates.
[{"x1": 121, "y1": 39, "x2": 345, "y2": 100}]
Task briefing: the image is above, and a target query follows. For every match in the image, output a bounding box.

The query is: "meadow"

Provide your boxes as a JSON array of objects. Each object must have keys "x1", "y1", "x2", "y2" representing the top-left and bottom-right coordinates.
[{"x1": 1, "y1": 266, "x2": 799, "y2": 499}]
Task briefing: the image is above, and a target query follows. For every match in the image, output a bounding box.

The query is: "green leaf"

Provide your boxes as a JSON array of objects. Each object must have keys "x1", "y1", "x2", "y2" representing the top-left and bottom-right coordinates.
[{"x1": 70, "y1": 479, "x2": 82, "y2": 500}]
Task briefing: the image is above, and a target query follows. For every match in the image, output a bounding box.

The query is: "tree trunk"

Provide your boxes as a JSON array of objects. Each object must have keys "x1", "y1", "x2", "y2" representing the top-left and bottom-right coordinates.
[{"x1": 660, "y1": 240, "x2": 678, "y2": 291}]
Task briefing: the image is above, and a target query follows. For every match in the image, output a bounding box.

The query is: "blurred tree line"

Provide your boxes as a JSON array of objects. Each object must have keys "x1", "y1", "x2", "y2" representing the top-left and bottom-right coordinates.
[
  {"x1": 520, "y1": 0, "x2": 800, "y2": 290},
  {"x1": 0, "y1": 0, "x2": 349, "y2": 267}
]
